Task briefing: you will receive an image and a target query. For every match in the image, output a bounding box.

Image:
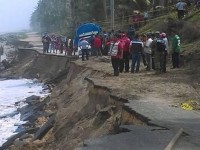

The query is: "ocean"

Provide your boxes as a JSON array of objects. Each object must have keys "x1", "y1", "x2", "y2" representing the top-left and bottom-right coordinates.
[{"x1": 0, "y1": 79, "x2": 49, "y2": 146}]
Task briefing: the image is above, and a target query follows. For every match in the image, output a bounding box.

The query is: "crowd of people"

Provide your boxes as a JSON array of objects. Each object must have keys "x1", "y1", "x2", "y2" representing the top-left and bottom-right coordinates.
[
  {"x1": 41, "y1": 27, "x2": 181, "y2": 76},
  {"x1": 42, "y1": 33, "x2": 73, "y2": 55},
  {"x1": 41, "y1": 0, "x2": 196, "y2": 77},
  {"x1": 76, "y1": 29, "x2": 181, "y2": 76},
  {"x1": 109, "y1": 30, "x2": 181, "y2": 76}
]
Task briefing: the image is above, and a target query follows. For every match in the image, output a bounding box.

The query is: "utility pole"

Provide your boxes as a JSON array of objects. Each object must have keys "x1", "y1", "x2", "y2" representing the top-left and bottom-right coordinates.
[{"x1": 110, "y1": 0, "x2": 114, "y2": 30}]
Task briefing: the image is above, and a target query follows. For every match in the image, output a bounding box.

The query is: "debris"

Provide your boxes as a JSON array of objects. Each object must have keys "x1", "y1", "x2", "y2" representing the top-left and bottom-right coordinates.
[
  {"x1": 181, "y1": 99, "x2": 200, "y2": 110},
  {"x1": 164, "y1": 128, "x2": 184, "y2": 150}
]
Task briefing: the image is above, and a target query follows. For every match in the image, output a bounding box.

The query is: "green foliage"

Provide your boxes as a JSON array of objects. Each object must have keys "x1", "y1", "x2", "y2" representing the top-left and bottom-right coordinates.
[
  {"x1": 30, "y1": 0, "x2": 160, "y2": 35},
  {"x1": 31, "y1": 0, "x2": 69, "y2": 34},
  {"x1": 185, "y1": 10, "x2": 200, "y2": 23}
]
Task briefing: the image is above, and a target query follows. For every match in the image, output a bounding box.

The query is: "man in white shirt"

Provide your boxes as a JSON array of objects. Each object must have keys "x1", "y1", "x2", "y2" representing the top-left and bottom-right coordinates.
[
  {"x1": 144, "y1": 33, "x2": 153, "y2": 71},
  {"x1": 79, "y1": 37, "x2": 90, "y2": 61},
  {"x1": 176, "y1": 0, "x2": 186, "y2": 19}
]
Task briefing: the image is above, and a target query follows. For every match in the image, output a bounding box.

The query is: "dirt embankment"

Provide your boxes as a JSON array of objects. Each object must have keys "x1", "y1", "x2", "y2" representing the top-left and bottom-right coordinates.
[
  {"x1": 2, "y1": 47, "x2": 200, "y2": 150},
  {"x1": 2, "y1": 49, "x2": 144, "y2": 150}
]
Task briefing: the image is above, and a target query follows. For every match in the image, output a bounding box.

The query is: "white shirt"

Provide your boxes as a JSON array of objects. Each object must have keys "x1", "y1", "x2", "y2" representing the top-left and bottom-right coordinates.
[
  {"x1": 144, "y1": 38, "x2": 153, "y2": 54},
  {"x1": 176, "y1": 2, "x2": 186, "y2": 10},
  {"x1": 163, "y1": 37, "x2": 169, "y2": 53}
]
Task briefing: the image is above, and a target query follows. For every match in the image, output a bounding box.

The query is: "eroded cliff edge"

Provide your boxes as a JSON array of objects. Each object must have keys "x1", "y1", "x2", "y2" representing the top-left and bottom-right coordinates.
[{"x1": 1, "y1": 48, "x2": 200, "y2": 150}]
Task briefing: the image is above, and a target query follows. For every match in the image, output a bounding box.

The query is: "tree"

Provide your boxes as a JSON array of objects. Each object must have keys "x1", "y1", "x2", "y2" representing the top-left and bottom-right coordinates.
[{"x1": 30, "y1": 0, "x2": 156, "y2": 34}]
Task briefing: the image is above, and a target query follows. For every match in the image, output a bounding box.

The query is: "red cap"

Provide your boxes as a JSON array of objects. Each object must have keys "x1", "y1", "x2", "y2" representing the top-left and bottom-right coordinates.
[{"x1": 160, "y1": 33, "x2": 166, "y2": 38}]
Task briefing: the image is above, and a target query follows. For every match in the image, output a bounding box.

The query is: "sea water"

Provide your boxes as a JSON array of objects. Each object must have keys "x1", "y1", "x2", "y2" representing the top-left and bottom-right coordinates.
[{"x1": 0, "y1": 78, "x2": 49, "y2": 146}]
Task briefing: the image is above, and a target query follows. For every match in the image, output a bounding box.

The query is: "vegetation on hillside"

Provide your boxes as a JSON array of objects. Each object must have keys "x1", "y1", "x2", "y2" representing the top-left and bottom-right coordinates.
[
  {"x1": 140, "y1": 9, "x2": 200, "y2": 42},
  {"x1": 30, "y1": 0, "x2": 200, "y2": 64},
  {"x1": 30, "y1": 0, "x2": 172, "y2": 35}
]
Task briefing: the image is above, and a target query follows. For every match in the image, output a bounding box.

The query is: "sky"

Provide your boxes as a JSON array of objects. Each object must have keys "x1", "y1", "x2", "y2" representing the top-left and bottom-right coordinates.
[{"x1": 0, "y1": 0, "x2": 39, "y2": 33}]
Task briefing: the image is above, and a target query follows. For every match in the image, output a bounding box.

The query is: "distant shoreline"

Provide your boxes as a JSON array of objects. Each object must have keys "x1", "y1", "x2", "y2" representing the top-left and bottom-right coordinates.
[{"x1": 0, "y1": 30, "x2": 32, "y2": 36}]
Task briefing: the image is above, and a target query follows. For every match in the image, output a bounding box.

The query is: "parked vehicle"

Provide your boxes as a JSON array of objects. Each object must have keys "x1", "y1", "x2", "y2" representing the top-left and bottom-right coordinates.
[{"x1": 74, "y1": 23, "x2": 101, "y2": 56}]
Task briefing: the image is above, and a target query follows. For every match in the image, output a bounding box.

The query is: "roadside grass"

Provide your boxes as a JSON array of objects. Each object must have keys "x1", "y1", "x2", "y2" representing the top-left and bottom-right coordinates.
[
  {"x1": 139, "y1": 10, "x2": 200, "y2": 56},
  {"x1": 139, "y1": 11, "x2": 177, "y2": 33},
  {"x1": 185, "y1": 10, "x2": 200, "y2": 23}
]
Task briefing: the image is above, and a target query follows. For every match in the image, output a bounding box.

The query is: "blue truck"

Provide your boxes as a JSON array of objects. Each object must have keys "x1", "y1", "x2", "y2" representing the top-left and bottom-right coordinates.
[{"x1": 74, "y1": 23, "x2": 102, "y2": 56}]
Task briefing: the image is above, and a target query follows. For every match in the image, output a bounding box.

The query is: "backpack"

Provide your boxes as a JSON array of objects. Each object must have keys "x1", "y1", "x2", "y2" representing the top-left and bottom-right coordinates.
[
  {"x1": 110, "y1": 41, "x2": 119, "y2": 57},
  {"x1": 156, "y1": 39, "x2": 166, "y2": 52}
]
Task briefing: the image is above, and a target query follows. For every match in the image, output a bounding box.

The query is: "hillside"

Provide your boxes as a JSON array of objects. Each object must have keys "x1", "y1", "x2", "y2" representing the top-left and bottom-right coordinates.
[{"x1": 139, "y1": 9, "x2": 200, "y2": 83}]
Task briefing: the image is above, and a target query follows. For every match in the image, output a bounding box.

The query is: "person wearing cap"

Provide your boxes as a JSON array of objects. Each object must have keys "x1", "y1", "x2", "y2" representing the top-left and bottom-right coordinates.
[
  {"x1": 151, "y1": 31, "x2": 166, "y2": 73},
  {"x1": 79, "y1": 37, "x2": 90, "y2": 61},
  {"x1": 119, "y1": 33, "x2": 131, "y2": 73}
]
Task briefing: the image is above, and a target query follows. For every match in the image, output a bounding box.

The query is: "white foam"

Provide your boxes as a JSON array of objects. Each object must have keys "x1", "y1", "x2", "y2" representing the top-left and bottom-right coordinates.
[{"x1": 0, "y1": 79, "x2": 49, "y2": 146}]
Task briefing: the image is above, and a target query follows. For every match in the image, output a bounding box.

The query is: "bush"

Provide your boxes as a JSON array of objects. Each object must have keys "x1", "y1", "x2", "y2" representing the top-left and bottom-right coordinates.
[
  {"x1": 180, "y1": 22, "x2": 200, "y2": 42},
  {"x1": 165, "y1": 19, "x2": 200, "y2": 42}
]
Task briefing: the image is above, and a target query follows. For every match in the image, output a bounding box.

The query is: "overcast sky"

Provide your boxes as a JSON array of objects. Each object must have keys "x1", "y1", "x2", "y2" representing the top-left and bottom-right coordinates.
[{"x1": 0, "y1": 0, "x2": 39, "y2": 33}]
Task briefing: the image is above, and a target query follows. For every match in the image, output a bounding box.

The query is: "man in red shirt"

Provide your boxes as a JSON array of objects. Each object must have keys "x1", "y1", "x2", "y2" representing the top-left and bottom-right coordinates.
[
  {"x1": 119, "y1": 33, "x2": 131, "y2": 73},
  {"x1": 109, "y1": 34, "x2": 124, "y2": 76},
  {"x1": 93, "y1": 34, "x2": 102, "y2": 57}
]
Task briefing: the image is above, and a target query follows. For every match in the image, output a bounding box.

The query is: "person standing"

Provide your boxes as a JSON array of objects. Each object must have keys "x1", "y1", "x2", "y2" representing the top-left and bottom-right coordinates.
[
  {"x1": 195, "y1": 0, "x2": 200, "y2": 9},
  {"x1": 93, "y1": 35, "x2": 102, "y2": 57},
  {"x1": 161, "y1": 33, "x2": 169, "y2": 73},
  {"x1": 67, "y1": 38, "x2": 73, "y2": 56},
  {"x1": 127, "y1": 25, "x2": 136, "y2": 40},
  {"x1": 171, "y1": 31, "x2": 181, "y2": 69},
  {"x1": 129, "y1": 33, "x2": 143, "y2": 73},
  {"x1": 110, "y1": 34, "x2": 123, "y2": 76},
  {"x1": 141, "y1": 34, "x2": 147, "y2": 66},
  {"x1": 51, "y1": 35, "x2": 57, "y2": 53},
  {"x1": 144, "y1": 33, "x2": 153, "y2": 71},
  {"x1": 150, "y1": 31, "x2": 160, "y2": 70},
  {"x1": 89, "y1": 34, "x2": 95, "y2": 55},
  {"x1": 176, "y1": 0, "x2": 186, "y2": 19},
  {"x1": 154, "y1": 33, "x2": 166, "y2": 73},
  {"x1": 79, "y1": 38, "x2": 90, "y2": 61},
  {"x1": 42, "y1": 33, "x2": 51, "y2": 54},
  {"x1": 119, "y1": 33, "x2": 131, "y2": 73}
]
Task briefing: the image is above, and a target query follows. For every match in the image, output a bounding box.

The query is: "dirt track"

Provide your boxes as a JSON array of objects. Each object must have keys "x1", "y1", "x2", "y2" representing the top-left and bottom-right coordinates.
[{"x1": 74, "y1": 57, "x2": 200, "y2": 106}]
